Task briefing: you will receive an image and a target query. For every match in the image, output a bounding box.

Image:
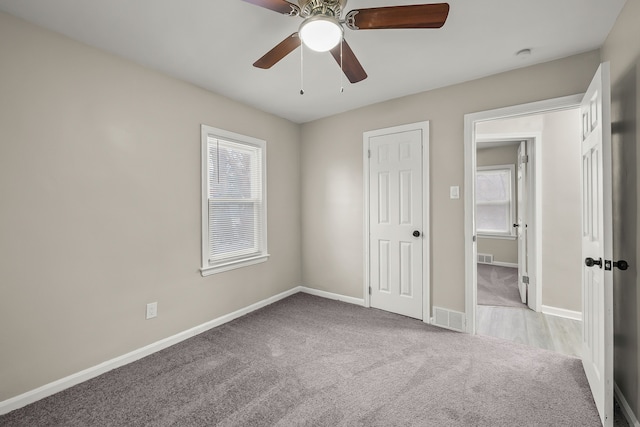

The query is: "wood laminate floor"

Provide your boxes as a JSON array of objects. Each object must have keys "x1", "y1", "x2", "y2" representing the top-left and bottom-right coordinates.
[{"x1": 476, "y1": 305, "x2": 582, "y2": 358}]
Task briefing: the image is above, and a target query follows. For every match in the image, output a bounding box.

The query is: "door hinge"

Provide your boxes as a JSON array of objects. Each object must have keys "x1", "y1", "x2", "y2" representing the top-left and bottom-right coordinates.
[
  {"x1": 368, "y1": 286, "x2": 372, "y2": 295},
  {"x1": 520, "y1": 155, "x2": 529, "y2": 164},
  {"x1": 522, "y1": 275, "x2": 530, "y2": 284},
  {"x1": 368, "y1": 150, "x2": 371, "y2": 158}
]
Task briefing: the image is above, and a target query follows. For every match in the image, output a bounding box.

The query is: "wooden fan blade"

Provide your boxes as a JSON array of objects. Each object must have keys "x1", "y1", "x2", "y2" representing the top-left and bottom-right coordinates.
[
  {"x1": 346, "y1": 3, "x2": 450, "y2": 30},
  {"x1": 330, "y1": 39, "x2": 367, "y2": 84},
  {"x1": 241, "y1": 0, "x2": 298, "y2": 15},
  {"x1": 253, "y1": 33, "x2": 301, "y2": 69}
]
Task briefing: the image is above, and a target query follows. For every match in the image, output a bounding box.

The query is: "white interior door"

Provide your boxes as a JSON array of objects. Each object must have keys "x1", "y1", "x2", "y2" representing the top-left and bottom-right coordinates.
[
  {"x1": 581, "y1": 63, "x2": 613, "y2": 427},
  {"x1": 369, "y1": 129, "x2": 423, "y2": 319},
  {"x1": 516, "y1": 141, "x2": 529, "y2": 306}
]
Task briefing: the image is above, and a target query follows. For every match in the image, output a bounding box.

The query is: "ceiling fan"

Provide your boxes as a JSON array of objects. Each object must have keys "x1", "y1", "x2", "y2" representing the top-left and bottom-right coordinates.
[{"x1": 242, "y1": 0, "x2": 450, "y2": 84}]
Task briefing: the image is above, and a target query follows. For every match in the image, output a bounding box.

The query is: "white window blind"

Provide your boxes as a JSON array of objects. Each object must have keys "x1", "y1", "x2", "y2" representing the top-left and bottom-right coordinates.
[
  {"x1": 201, "y1": 125, "x2": 267, "y2": 275},
  {"x1": 476, "y1": 165, "x2": 515, "y2": 237}
]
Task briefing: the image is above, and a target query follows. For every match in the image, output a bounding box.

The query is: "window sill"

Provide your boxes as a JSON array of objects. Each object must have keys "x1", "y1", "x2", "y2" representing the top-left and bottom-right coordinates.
[
  {"x1": 201, "y1": 254, "x2": 270, "y2": 276},
  {"x1": 477, "y1": 234, "x2": 517, "y2": 241}
]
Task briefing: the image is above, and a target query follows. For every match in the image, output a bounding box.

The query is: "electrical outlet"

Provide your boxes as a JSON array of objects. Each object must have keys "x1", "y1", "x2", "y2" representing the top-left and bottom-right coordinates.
[{"x1": 146, "y1": 302, "x2": 157, "y2": 319}]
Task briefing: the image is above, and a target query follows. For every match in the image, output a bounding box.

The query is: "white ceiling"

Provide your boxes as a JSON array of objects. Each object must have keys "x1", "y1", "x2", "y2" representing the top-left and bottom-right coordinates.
[{"x1": 0, "y1": 0, "x2": 626, "y2": 123}]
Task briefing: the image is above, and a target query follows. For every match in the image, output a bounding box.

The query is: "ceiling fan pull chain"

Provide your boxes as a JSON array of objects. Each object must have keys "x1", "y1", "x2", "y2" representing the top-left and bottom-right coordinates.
[
  {"x1": 300, "y1": 43, "x2": 304, "y2": 95},
  {"x1": 340, "y1": 38, "x2": 344, "y2": 93}
]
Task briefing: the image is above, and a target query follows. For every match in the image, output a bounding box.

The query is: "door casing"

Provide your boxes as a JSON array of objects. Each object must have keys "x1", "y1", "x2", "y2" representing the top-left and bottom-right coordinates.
[{"x1": 363, "y1": 121, "x2": 431, "y2": 322}]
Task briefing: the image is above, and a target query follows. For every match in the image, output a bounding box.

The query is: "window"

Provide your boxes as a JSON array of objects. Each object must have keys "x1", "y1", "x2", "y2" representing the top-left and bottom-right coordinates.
[
  {"x1": 201, "y1": 125, "x2": 268, "y2": 276},
  {"x1": 476, "y1": 164, "x2": 515, "y2": 238}
]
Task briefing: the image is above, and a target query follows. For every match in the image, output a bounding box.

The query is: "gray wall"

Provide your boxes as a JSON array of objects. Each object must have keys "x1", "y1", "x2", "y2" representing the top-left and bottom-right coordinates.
[
  {"x1": 0, "y1": 12, "x2": 302, "y2": 401},
  {"x1": 602, "y1": 0, "x2": 640, "y2": 419},
  {"x1": 476, "y1": 145, "x2": 519, "y2": 265}
]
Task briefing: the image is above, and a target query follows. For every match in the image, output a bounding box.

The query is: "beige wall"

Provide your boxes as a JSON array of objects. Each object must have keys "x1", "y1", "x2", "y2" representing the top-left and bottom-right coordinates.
[
  {"x1": 476, "y1": 109, "x2": 583, "y2": 313},
  {"x1": 476, "y1": 238, "x2": 517, "y2": 265},
  {"x1": 476, "y1": 145, "x2": 519, "y2": 265},
  {"x1": 302, "y1": 50, "x2": 600, "y2": 313},
  {"x1": 601, "y1": 0, "x2": 640, "y2": 420},
  {"x1": 0, "y1": 12, "x2": 302, "y2": 401},
  {"x1": 540, "y1": 109, "x2": 583, "y2": 312},
  {"x1": 477, "y1": 115, "x2": 545, "y2": 135}
]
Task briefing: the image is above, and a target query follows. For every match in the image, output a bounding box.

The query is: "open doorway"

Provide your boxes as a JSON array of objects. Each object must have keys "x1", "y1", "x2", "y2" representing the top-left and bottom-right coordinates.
[
  {"x1": 465, "y1": 97, "x2": 584, "y2": 357},
  {"x1": 475, "y1": 138, "x2": 533, "y2": 309}
]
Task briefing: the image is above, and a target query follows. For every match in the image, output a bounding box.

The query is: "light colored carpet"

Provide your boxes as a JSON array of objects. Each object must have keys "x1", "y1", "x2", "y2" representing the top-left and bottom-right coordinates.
[
  {"x1": 477, "y1": 263, "x2": 526, "y2": 308},
  {"x1": 1, "y1": 293, "x2": 600, "y2": 426}
]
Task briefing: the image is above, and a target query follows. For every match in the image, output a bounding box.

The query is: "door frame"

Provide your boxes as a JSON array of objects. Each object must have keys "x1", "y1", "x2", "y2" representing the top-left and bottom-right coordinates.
[
  {"x1": 363, "y1": 121, "x2": 431, "y2": 322},
  {"x1": 464, "y1": 95, "x2": 583, "y2": 334}
]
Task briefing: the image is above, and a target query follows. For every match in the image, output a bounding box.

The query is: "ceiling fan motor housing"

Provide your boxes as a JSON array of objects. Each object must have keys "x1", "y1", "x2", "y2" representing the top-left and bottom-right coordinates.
[{"x1": 299, "y1": 0, "x2": 347, "y2": 18}]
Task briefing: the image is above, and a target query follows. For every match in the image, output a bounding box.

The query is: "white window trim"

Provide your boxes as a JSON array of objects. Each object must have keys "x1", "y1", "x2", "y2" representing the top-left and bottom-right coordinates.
[
  {"x1": 476, "y1": 164, "x2": 516, "y2": 239},
  {"x1": 478, "y1": 234, "x2": 517, "y2": 241},
  {"x1": 200, "y1": 125, "x2": 269, "y2": 276}
]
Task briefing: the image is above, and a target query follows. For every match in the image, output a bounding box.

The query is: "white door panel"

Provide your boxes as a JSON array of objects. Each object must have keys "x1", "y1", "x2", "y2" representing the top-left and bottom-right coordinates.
[
  {"x1": 369, "y1": 129, "x2": 423, "y2": 319},
  {"x1": 581, "y1": 63, "x2": 613, "y2": 427}
]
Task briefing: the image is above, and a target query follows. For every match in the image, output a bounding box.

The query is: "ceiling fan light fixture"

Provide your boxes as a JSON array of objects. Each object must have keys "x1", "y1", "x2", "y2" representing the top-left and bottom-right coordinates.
[{"x1": 299, "y1": 15, "x2": 343, "y2": 52}]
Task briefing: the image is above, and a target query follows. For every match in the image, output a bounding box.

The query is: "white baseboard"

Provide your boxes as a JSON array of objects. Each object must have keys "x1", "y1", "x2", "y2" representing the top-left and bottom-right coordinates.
[
  {"x1": 0, "y1": 286, "x2": 300, "y2": 416},
  {"x1": 615, "y1": 382, "x2": 640, "y2": 427},
  {"x1": 541, "y1": 305, "x2": 582, "y2": 321},
  {"x1": 299, "y1": 286, "x2": 365, "y2": 306},
  {"x1": 491, "y1": 261, "x2": 518, "y2": 268}
]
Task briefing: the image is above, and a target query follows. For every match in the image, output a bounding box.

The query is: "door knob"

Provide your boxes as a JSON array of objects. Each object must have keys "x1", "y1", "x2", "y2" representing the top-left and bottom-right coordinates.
[
  {"x1": 513, "y1": 223, "x2": 520, "y2": 228},
  {"x1": 614, "y1": 260, "x2": 629, "y2": 271},
  {"x1": 585, "y1": 257, "x2": 602, "y2": 268},
  {"x1": 413, "y1": 230, "x2": 421, "y2": 237}
]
